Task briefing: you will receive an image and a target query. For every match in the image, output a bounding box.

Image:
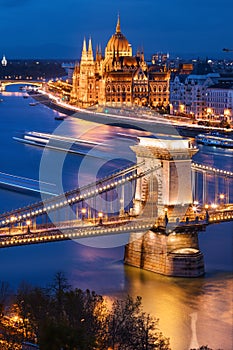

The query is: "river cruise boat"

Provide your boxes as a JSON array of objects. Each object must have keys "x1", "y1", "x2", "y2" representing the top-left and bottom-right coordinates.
[
  {"x1": 29, "y1": 102, "x2": 39, "y2": 106},
  {"x1": 195, "y1": 132, "x2": 233, "y2": 148}
]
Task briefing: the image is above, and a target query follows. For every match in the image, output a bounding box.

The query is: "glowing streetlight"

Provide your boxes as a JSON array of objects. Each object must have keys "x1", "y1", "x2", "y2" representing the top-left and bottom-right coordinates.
[
  {"x1": 192, "y1": 205, "x2": 197, "y2": 213},
  {"x1": 81, "y1": 207, "x2": 87, "y2": 221},
  {"x1": 98, "y1": 212, "x2": 103, "y2": 225},
  {"x1": 9, "y1": 216, "x2": 16, "y2": 234},
  {"x1": 219, "y1": 193, "x2": 225, "y2": 206},
  {"x1": 26, "y1": 220, "x2": 31, "y2": 233},
  {"x1": 224, "y1": 109, "x2": 230, "y2": 117}
]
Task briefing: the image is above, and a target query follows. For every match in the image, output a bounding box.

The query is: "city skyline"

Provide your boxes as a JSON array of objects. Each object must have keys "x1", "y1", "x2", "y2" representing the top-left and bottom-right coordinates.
[{"x1": 0, "y1": 0, "x2": 233, "y2": 60}]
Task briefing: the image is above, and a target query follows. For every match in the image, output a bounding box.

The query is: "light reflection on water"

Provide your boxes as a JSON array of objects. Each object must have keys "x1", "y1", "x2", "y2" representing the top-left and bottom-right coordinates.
[
  {"x1": 0, "y1": 85, "x2": 232, "y2": 349},
  {"x1": 124, "y1": 266, "x2": 232, "y2": 350}
]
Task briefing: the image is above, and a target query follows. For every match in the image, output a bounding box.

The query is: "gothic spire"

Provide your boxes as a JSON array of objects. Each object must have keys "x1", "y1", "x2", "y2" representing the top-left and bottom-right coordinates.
[
  {"x1": 82, "y1": 37, "x2": 87, "y2": 53},
  {"x1": 81, "y1": 37, "x2": 87, "y2": 62},
  {"x1": 116, "y1": 14, "x2": 121, "y2": 33},
  {"x1": 88, "y1": 37, "x2": 93, "y2": 53},
  {"x1": 88, "y1": 37, "x2": 94, "y2": 61}
]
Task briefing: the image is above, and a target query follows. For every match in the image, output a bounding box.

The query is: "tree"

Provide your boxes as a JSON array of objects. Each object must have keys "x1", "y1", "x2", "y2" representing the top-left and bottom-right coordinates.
[
  {"x1": 0, "y1": 281, "x2": 11, "y2": 317},
  {"x1": 106, "y1": 295, "x2": 170, "y2": 350},
  {"x1": 13, "y1": 275, "x2": 170, "y2": 350}
]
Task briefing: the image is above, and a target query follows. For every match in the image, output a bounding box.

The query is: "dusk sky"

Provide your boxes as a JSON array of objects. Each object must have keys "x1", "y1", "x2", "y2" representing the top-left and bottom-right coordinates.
[{"x1": 0, "y1": 0, "x2": 233, "y2": 60}]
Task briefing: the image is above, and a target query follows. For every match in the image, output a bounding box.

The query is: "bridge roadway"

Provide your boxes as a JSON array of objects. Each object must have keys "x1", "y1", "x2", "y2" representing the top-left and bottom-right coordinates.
[
  {"x1": 0, "y1": 218, "x2": 154, "y2": 249},
  {"x1": 0, "y1": 207, "x2": 233, "y2": 249}
]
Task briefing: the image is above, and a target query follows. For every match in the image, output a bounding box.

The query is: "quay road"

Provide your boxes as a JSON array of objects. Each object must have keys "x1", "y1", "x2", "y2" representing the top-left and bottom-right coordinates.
[
  {"x1": 31, "y1": 90, "x2": 233, "y2": 138},
  {"x1": 1, "y1": 206, "x2": 233, "y2": 249}
]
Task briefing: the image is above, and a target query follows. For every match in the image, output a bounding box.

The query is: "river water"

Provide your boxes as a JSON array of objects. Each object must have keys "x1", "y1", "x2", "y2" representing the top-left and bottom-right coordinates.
[{"x1": 0, "y1": 86, "x2": 232, "y2": 350}]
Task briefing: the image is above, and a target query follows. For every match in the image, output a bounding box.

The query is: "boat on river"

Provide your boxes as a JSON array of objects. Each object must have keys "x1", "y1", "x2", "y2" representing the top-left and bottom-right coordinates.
[
  {"x1": 55, "y1": 115, "x2": 66, "y2": 121},
  {"x1": 29, "y1": 102, "x2": 39, "y2": 106},
  {"x1": 195, "y1": 132, "x2": 233, "y2": 148}
]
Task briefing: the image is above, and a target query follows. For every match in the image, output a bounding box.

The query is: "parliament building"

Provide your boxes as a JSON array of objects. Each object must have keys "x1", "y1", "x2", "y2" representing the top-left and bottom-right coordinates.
[{"x1": 70, "y1": 16, "x2": 170, "y2": 109}]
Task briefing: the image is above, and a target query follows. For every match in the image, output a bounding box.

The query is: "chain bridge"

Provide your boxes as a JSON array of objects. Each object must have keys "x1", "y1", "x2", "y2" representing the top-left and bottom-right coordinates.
[
  {"x1": 0, "y1": 80, "x2": 43, "y2": 91},
  {"x1": 0, "y1": 137, "x2": 232, "y2": 277}
]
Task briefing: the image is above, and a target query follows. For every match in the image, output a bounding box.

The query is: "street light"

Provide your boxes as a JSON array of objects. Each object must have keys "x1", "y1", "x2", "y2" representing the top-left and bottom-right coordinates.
[
  {"x1": 81, "y1": 208, "x2": 87, "y2": 222},
  {"x1": 219, "y1": 193, "x2": 225, "y2": 206},
  {"x1": 164, "y1": 207, "x2": 168, "y2": 226},
  {"x1": 98, "y1": 212, "x2": 103, "y2": 225},
  {"x1": 26, "y1": 220, "x2": 31, "y2": 233},
  {"x1": 192, "y1": 205, "x2": 197, "y2": 213},
  {"x1": 9, "y1": 216, "x2": 16, "y2": 234}
]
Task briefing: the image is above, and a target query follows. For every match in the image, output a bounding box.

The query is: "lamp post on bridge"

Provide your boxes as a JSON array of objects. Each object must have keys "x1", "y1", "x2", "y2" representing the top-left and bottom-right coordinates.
[
  {"x1": 98, "y1": 212, "x2": 103, "y2": 225},
  {"x1": 219, "y1": 193, "x2": 225, "y2": 207},
  {"x1": 164, "y1": 208, "x2": 168, "y2": 227},
  {"x1": 9, "y1": 216, "x2": 16, "y2": 234},
  {"x1": 26, "y1": 220, "x2": 31, "y2": 234},
  {"x1": 81, "y1": 208, "x2": 87, "y2": 224},
  {"x1": 204, "y1": 204, "x2": 209, "y2": 223}
]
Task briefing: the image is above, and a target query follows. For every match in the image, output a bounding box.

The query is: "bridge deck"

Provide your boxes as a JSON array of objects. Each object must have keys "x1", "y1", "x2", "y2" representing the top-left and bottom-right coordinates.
[{"x1": 0, "y1": 207, "x2": 232, "y2": 249}]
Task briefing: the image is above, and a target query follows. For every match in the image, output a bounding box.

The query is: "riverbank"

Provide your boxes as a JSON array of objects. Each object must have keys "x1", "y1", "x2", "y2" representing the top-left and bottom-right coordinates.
[
  {"x1": 1, "y1": 86, "x2": 232, "y2": 350},
  {"x1": 28, "y1": 90, "x2": 233, "y2": 138}
]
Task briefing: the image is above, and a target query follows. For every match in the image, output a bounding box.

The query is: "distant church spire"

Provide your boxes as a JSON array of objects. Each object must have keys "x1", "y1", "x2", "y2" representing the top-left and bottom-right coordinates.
[
  {"x1": 82, "y1": 38, "x2": 87, "y2": 52},
  {"x1": 88, "y1": 37, "x2": 94, "y2": 61},
  {"x1": 116, "y1": 14, "x2": 121, "y2": 33},
  {"x1": 81, "y1": 37, "x2": 87, "y2": 59},
  {"x1": 96, "y1": 44, "x2": 102, "y2": 61},
  {"x1": 88, "y1": 37, "x2": 93, "y2": 54}
]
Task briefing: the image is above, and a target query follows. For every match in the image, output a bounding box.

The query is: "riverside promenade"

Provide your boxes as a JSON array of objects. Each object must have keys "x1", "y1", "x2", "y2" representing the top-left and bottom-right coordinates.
[{"x1": 29, "y1": 90, "x2": 233, "y2": 138}]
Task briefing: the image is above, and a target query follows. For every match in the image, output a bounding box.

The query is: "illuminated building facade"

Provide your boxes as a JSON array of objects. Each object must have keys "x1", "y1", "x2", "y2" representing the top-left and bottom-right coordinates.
[
  {"x1": 170, "y1": 61, "x2": 220, "y2": 118},
  {"x1": 70, "y1": 16, "x2": 170, "y2": 109},
  {"x1": 206, "y1": 82, "x2": 233, "y2": 123}
]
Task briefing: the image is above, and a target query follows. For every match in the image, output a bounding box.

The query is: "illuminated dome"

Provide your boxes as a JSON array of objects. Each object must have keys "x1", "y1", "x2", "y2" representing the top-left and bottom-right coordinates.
[
  {"x1": 122, "y1": 56, "x2": 138, "y2": 66},
  {"x1": 105, "y1": 16, "x2": 132, "y2": 58}
]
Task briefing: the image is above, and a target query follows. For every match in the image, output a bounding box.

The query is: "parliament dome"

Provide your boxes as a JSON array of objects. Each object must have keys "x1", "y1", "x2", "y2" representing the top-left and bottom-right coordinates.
[{"x1": 105, "y1": 16, "x2": 132, "y2": 58}]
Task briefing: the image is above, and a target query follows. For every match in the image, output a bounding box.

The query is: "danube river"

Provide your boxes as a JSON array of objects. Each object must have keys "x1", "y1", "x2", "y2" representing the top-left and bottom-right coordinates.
[{"x1": 0, "y1": 86, "x2": 232, "y2": 350}]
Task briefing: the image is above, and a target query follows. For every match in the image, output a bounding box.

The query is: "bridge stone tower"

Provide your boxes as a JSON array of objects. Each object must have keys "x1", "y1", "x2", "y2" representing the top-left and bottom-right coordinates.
[{"x1": 124, "y1": 137, "x2": 205, "y2": 277}]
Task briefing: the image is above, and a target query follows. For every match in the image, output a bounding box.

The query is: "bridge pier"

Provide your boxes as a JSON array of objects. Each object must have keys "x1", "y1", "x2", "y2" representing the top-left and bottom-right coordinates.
[
  {"x1": 124, "y1": 229, "x2": 205, "y2": 277},
  {"x1": 124, "y1": 136, "x2": 204, "y2": 277}
]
